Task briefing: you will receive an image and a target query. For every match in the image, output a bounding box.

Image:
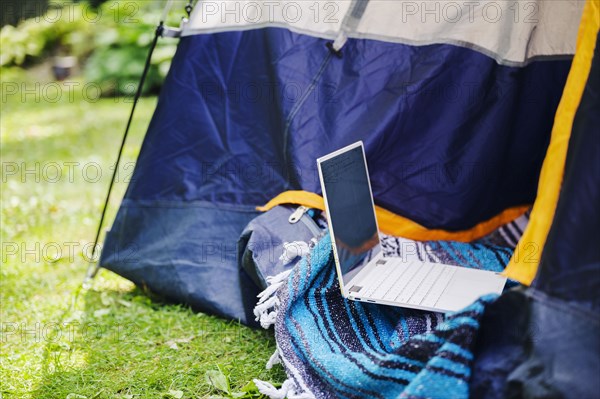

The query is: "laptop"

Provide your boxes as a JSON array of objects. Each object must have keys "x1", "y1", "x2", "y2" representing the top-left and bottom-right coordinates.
[{"x1": 317, "y1": 141, "x2": 507, "y2": 313}]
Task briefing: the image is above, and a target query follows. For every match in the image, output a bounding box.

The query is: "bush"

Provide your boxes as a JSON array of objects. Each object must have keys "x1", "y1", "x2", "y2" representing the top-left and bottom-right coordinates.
[
  {"x1": 0, "y1": 3, "x2": 95, "y2": 66},
  {"x1": 0, "y1": 1, "x2": 181, "y2": 96},
  {"x1": 83, "y1": 1, "x2": 178, "y2": 96}
]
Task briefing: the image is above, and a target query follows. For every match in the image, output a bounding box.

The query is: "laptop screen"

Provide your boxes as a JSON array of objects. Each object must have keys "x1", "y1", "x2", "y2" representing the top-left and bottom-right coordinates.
[{"x1": 319, "y1": 144, "x2": 380, "y2": 285}]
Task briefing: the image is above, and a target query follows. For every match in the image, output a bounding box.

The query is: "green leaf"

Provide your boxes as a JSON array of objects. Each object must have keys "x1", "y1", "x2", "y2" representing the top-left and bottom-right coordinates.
[
  {"x1": 205, "y1": 369, "x2": 230, "y2": 394},
  {"x1": 166, "y1": 390, "x2": 183, "y2": 399},
  {"x1": 93, "y1": 308, "x2": 110, "y2": 318},
  {"x1": 240, "y1": 381, "x2": 258, "y2": 393}
]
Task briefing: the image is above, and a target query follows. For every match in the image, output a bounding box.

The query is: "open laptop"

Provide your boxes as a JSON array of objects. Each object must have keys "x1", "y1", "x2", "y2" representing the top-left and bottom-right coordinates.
[{"x1": 317, "y1": 141, "x2": 507, "y2": 313}]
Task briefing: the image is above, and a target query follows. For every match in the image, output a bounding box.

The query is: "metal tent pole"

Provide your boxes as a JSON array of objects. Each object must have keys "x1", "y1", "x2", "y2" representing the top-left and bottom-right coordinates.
[{"x1": 82, "y1": 0, "x2": 189, "y2": 288}]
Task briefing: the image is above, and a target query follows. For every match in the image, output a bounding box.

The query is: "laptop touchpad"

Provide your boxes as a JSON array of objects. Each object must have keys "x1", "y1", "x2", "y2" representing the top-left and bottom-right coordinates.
[{"x1": 437, "y1": 268, "x2": 506, "y2": 312}]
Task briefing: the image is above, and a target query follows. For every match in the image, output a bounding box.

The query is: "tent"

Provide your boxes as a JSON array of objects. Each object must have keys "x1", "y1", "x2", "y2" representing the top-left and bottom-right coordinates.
[
  {"x1": 471, "y1": 6, "x2": 600, "y2": 394},
  {"x1": 97, "y1": 0, "x2": 592, "y2": 334}
]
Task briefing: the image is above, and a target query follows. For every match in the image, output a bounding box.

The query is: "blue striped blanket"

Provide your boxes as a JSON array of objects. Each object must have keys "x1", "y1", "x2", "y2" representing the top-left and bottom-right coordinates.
[{"x1": 253, "y1": 216, "x2": 526, "y2": 399}]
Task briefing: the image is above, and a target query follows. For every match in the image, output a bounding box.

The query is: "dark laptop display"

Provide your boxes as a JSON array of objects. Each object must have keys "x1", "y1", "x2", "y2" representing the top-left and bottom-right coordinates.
[{"x1": 319, "y1": 145, "x2": 379, "y2": 283}]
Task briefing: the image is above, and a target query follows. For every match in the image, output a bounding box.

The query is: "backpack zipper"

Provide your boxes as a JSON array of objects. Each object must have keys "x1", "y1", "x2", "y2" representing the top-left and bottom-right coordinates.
[
  {"x1": 289, "y1": 206, "x2": 321, "y2": 237},
  {"x1": 288, "y1": 206, "x2": 309, "y2": 223}
]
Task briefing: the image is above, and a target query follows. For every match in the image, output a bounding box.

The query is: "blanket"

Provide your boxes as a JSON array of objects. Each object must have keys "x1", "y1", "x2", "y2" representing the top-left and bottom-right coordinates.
[{"x1": 253, "y1": 215, "x2": 526, "y2": 399}]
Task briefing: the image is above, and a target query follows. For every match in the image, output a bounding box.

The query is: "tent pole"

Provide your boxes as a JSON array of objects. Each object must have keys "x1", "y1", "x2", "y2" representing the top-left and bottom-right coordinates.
[{"x1": 82, "y1": 21, "x2": 165, "y2": 289}]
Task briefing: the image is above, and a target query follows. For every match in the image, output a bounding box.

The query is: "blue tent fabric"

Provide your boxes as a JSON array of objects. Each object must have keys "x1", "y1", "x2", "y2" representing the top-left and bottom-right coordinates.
[
  {"x1": 531, "y1": 29, "x2": 600, "y2": 311},
  {"x1": 119, "y1": 29, "x2": 570, "y2": 229},
  {"x1": 100, "y1": 27, "x2": 571, "y2": 323},
  {"x1": 470, "y1": 30, "x2": 600, "y2": 399},
  {"x1": 471, "y1": 289, "x2": 600, "y2": 399},
  {"x1": 101, "y1": 202, "x2": 261, "y2": 325}
]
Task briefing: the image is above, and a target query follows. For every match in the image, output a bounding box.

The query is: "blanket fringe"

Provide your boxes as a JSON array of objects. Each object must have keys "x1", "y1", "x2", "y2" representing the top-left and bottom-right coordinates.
[
  {"x1": 253, "y1": 239, "x2": 318, "y2": 398},
  {"x1": 266, "y1": 347, "x2": 281, "y2": 369},
  {"x1": 280, "y1": 239, "x2": 316, "y2": 266},
  {"x1": 253, "y1": 268, "x2": 292, "y2": 329},
  {"x1": 253, "y1": 378, "x2": 316, "y2": 399}
]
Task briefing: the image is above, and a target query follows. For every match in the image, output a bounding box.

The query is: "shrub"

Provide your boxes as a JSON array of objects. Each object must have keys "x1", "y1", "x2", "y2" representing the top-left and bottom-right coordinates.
[
  {"x1": 83, "y1": 1, "x2": 178, "y2": 96},
  {"x1": 0, "y1": 1, "x2": 181, "y2": 96},
  {"x1": 0, "y1": 3, "x2": 95, "y2": 66}
]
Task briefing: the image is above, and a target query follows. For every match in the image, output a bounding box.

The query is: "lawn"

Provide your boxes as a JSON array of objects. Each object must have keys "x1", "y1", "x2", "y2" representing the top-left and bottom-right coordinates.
[{"x1": 0, "y1": 77, "x2": 285, "y2": 398}]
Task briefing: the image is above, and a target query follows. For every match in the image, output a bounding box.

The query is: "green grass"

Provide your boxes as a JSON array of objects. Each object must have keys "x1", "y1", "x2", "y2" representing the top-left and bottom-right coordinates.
[{"x1": 0, "y1": 77, "x2": 285, "y2": 398}]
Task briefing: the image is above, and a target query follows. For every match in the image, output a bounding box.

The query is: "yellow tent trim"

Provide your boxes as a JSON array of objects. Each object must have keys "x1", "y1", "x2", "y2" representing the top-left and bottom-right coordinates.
[
  {"x1": 257, "y1": 190, "x2": 529, "y2": 242},
  {"x1": 502, "y1": 0, "x2": 600, "y2": 285}
]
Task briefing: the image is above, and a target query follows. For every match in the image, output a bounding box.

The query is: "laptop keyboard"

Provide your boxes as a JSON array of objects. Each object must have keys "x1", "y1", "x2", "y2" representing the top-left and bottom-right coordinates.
[{"x1": 361, "y1": 259, "x2": 457, "y2": 308}]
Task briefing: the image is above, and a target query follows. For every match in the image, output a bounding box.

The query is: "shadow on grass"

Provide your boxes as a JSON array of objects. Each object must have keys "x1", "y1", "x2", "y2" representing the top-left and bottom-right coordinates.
[{"x1": 29, "y1": 276, "x2": 284, "y2": 399}]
